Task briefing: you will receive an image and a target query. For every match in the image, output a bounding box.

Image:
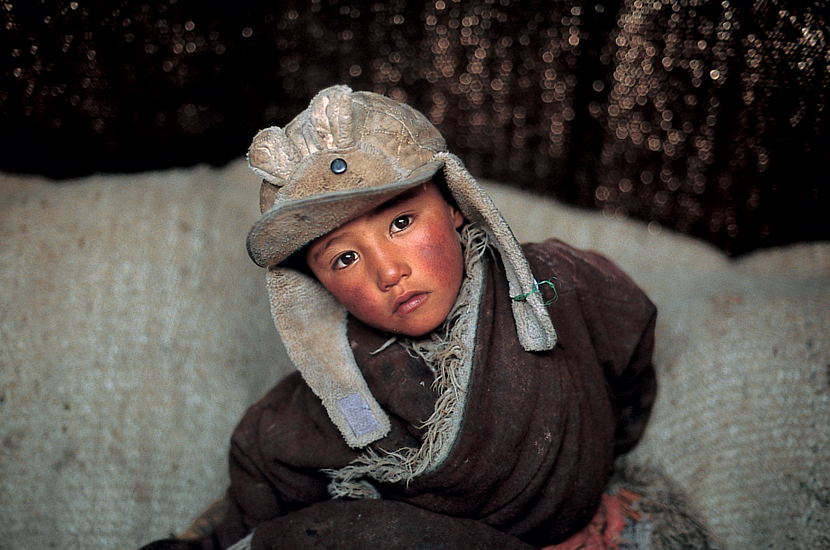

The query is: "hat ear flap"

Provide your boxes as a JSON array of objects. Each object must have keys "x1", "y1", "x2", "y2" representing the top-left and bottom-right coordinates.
[
  {"x1": 266, "y1": 267, "x2": 392, "y2": 448},
  {"x1": 248, "y1": 126, "x2": 302, "y2": 188},
  {"x1": 438, "y1": 152, "x2": 556, "y2": 352}
]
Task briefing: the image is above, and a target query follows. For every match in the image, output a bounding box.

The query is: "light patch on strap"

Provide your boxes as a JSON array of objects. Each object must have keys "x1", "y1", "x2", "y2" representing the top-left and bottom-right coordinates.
[{"x1": 337, "y1": 393, "x2": 382, "y2": 438}]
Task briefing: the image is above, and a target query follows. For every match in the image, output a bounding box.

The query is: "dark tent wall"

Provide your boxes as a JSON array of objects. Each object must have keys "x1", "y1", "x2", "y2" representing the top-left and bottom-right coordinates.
[{"x1": 2, "y1": 0, "x2": 828, "y2": 256}]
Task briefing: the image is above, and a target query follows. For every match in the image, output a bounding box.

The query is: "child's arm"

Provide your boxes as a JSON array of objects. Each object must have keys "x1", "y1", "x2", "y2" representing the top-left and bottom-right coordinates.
[
  {"x1": 523, "y1": 239, "x2": 658, "y2": 456},
  {"x1": 245, "y1": 499, "x2": 538, "y2": 550},
  {"x1": 606, "y1": 306, "x2": 658, "y2": 455}
]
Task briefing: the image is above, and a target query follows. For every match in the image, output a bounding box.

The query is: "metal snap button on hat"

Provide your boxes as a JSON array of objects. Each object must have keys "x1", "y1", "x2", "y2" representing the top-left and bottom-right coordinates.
[{"x1": 330, "y1": 158, "x2": 347, "y2": 174}]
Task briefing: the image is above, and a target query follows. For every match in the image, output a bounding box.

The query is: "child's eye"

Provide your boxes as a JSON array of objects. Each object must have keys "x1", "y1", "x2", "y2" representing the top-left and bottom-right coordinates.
[
  {"x1": 334, "y1": 251, "x2": 359, "y2": 269},
  {"x1": 390, "y1": 215, "x2": 412, "y2": 233}
]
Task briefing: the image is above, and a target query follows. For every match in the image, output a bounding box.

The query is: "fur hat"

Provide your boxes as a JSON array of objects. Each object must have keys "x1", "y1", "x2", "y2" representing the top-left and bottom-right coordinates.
[{"x1": 247, "y1": 85, "x2": 555, "y2": 448}]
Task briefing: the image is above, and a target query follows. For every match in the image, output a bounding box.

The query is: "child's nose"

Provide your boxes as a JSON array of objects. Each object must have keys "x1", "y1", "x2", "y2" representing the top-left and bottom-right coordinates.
[{"x1": 373, "y1": 246, "x2": 410, "y2": 290}]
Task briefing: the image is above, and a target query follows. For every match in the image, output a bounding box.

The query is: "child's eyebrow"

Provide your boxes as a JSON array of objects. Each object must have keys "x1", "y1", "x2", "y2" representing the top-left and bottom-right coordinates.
[{"x1": 311, "y1": 231, "x2": 352, "y2": 263}]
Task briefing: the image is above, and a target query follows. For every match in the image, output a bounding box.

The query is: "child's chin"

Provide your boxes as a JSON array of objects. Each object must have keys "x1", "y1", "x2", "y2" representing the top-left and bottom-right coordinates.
[
  {"x1": 374, "y1": 321, "x2": 437, "y2": 339},
  {"x1": 395, "y1": 321, "x2": 444, "y2": 338}
]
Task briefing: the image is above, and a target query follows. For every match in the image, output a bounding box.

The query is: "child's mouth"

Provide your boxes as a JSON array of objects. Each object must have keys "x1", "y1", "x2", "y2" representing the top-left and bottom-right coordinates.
[{"x1": 394, "y1": 292, "x2": 428, "y2": 315}]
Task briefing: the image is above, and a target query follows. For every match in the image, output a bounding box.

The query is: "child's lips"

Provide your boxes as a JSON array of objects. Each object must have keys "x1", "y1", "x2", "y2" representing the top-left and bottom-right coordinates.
[{"x1": 393, "y1": 291, "x2": 429, "y2": 315}]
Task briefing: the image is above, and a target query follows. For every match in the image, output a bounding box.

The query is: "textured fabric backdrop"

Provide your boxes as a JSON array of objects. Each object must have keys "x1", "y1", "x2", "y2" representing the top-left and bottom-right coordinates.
[
  {"x1": 1, "y1": 160, "x2": 828, "y2": 549},
  {"x1": 2, "y1": 0, "x2": 828, "y2": 255}
]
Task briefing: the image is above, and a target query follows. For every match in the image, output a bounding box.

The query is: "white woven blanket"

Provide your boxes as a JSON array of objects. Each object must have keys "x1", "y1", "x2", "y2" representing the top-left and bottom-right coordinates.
[{"x1": 1, "y1": 161, "x2": 827, "y2": 549}]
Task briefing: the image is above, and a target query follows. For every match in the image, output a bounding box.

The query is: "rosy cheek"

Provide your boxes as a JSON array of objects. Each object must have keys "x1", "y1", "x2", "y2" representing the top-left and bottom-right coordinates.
[
  {"x1": 420, "y1": 248, "x2": 450, "y2": 283},
  {"x1": 331, "y1": 282, "x2": 377, "y2": 320},
  {"x1": 418, "y1": 235, "x2": 462, "y2": 283}
]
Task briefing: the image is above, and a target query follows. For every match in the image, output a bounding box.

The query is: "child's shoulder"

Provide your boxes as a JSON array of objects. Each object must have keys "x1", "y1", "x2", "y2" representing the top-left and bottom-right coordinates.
[{"x1": 520, "y1": 238, "x2": 653, "y2": 307}]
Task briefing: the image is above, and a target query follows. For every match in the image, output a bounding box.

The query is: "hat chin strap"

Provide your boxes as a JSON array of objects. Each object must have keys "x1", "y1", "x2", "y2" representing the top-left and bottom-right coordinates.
[{"x1": 266, "y1": 268, "x2": 391, "y2": 449}]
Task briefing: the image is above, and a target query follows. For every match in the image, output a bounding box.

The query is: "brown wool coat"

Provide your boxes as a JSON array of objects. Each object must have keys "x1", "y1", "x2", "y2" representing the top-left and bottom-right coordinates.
[{"x1": 142, "y1": 239, "x2": 657, "y2": 550}]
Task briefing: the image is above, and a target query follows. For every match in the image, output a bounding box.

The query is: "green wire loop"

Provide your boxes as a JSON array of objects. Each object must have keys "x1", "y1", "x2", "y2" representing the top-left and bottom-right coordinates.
[{"x1": 511, "y1": 277, "x2": 559, "y2": 306}]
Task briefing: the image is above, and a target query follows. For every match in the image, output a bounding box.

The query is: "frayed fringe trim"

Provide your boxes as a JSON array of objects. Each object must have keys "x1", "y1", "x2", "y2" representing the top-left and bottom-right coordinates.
[
  {"x1": 227, "y1": 532, "x2": 254, "y2": 550},
  {"x1": 324, "y1": 225, "x2": 489, "y2": 498}
]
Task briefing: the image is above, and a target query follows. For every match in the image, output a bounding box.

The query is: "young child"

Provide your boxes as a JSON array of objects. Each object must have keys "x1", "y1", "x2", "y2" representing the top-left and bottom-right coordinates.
[{"x1": 141, "y1": 85, "x2": 660, "y2": 550}]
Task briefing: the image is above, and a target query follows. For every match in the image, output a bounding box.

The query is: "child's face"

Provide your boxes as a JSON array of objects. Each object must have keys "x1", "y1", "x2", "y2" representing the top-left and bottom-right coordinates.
[{"x1": 306, "y1": 182, "x2": 466, "y2": 337}]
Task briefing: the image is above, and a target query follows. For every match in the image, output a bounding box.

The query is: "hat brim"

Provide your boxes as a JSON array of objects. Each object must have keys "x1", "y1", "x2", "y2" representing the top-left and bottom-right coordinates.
[{"x1": 247, "y1": 159, "x2": 445, "y2": 268}]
